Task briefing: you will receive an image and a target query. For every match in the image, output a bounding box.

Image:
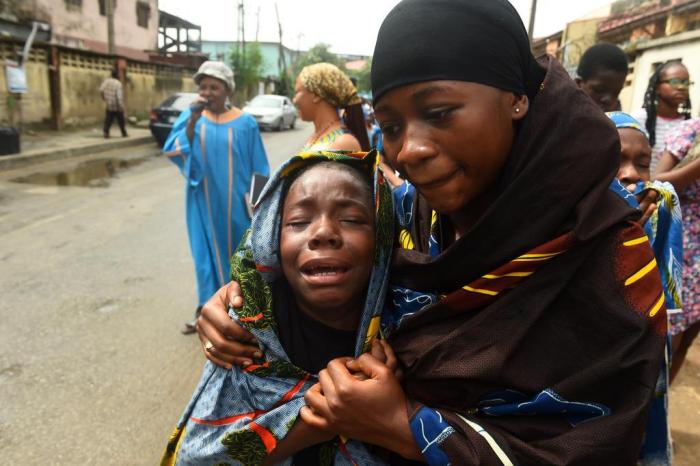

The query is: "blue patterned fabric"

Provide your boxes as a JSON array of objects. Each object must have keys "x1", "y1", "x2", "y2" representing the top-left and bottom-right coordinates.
[
  {"x1": 409, "y1": 407, "x2": 454, "y2": 466},
  {"x1": 607, "y1": 111, "x2": 650, "y2": 139},
  {"x1": 477, "y1": 389, "x2": 609, "y2": 427},
  {"x1": 163, "y1": 151, "x2": 393, "y2": 466}
]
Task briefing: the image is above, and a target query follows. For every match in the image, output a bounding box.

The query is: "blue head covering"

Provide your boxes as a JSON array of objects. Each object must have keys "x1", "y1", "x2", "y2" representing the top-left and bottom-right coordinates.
[{"x1": 606, "y1": 111, "x2": 650, "y2": 139}]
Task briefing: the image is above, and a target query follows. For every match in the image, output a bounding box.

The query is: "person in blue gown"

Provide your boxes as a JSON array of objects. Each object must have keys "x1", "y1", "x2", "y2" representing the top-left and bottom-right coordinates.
[{"x1": 163, "y1": 61, "x2": 270, "y2": 333}]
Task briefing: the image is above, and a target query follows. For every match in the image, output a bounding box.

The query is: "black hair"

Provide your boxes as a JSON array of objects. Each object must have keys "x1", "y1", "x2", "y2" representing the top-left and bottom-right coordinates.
[
  {"x1": 577, "y1": 43, "x2": 628, "y2": 80},
  {"x1": 111, "y1": 69, "x2": 119, "y2": 79},
  {"x1": 343, "y1": 103, "x2": 371, "y2": 151},
  {"x1": 642, "y1": 60, "x2": 692, "y2": 146}
]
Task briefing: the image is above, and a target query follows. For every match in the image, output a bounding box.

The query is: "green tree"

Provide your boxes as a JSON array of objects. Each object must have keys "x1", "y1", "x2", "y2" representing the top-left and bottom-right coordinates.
[
  {"x1": 229, "y1": 42, "x2": 264, "y2": 104},
  {"x1": 292, "y1": 43, "x2": 345, "y2": 76}
]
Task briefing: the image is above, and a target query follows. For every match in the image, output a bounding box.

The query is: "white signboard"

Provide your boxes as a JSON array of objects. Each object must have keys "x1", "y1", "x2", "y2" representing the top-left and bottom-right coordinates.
[{"x1": 5, "y1": 60, "x2": 28, "y2": 94}]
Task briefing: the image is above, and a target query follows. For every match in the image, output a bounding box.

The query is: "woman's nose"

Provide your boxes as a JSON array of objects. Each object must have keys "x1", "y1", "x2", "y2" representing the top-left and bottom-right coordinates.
[
  {"x1": 308, "y1": 218, "x2": 341, "y2": 249},
  {"x1": 618, "y1": 164, "x2": 641, "y2": 187},
  {"x1": 395, "y1": 124, "x2": 437, "y2": 168}
]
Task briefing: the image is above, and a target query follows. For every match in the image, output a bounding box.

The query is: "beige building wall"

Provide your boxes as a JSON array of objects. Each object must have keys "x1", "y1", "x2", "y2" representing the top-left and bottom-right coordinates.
[
  {"x1": 1, "y1": 41, "x2": 197, "y2": 127},
  {"x1": 0, "y1": 42, "x2": 52, "y2": 126},
  {"x1": 626, "y1": 30, "x2": 700, "y2": 114},
  {"x1": 125, "y1": 62, "x2": 196, "y2": 119},
  {"x1": 59, "y1": 50, "x2": 115, "y2": 126}
]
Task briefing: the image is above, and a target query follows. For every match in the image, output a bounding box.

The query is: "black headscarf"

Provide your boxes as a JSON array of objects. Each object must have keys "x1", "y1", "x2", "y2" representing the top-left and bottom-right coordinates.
[{"x1": 371, "y1": 0, "x2": 545, "y2": 103}]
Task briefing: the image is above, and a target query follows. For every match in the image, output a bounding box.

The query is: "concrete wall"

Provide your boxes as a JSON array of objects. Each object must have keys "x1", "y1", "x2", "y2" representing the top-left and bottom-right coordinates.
[
  {"x1": 561, "y1": 18, "x2": 605, "y2": 74},
  {"x1": 0, "y1": 42, "x2": 52, "y2": 126},
  {"x1": 1, "y1": 41, "x2": 197, "y2": 127},
  {"x1": 626, "y1": 30, "x2": 700, "y2": 114},
  {"x1": 59, "y1": 50, "x2": 115, "y2": 126},
  {"x1": 125, "y1": 61, "x2": 195, "y2": 119}
]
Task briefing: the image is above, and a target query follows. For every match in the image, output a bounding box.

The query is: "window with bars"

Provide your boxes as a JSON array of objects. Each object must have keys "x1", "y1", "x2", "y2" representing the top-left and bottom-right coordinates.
[
  {"x1": 65, "y1": 0, "x2": 82, "y2": 12},
  {"x1": 136, "y1": 1, "x2": 151, "y2": 28}
]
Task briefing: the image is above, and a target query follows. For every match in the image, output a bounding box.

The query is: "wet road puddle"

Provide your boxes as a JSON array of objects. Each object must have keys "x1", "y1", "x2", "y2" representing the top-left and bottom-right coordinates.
[{"x1": 12, "y1": 158, "x2": 144, "y2": 187}]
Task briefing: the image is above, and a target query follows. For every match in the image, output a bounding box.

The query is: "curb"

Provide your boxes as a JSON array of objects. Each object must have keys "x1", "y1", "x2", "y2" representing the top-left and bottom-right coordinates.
[{"x1": 0, "y1": 135, "x2": 157, "y2": 171}]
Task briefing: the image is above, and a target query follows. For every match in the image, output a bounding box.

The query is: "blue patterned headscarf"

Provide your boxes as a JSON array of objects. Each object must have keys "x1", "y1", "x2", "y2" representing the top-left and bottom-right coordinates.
[
  {"x1": 606, "y1": 111, "x2": 650, "y2": 139},
  {"x1": 163, "y1": 150, "x2": 393, "y2": 466}
]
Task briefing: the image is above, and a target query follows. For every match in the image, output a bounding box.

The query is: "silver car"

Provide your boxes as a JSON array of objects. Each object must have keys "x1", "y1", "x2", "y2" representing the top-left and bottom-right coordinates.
[{"x1": 243, "y1": 94, "x2": 297, "y2": 131}]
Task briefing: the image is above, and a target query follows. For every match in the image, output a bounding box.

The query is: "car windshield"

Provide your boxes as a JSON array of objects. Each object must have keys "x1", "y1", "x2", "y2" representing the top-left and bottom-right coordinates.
[
  {"x1": 249, "y1": 96, "x2": 282, "y2": 108},
  {"x1": 160, "y1": 94, "x2": 199, "y2": 111}
]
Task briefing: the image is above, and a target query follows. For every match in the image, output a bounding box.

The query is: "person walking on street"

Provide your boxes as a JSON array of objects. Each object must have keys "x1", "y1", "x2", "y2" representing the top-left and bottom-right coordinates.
[
  {"x1": 163, "y1": 61, "x2": 270, "y2": 335},
  {"x1": 100, "y1": 69, "x2": 128, "y2": 139}
]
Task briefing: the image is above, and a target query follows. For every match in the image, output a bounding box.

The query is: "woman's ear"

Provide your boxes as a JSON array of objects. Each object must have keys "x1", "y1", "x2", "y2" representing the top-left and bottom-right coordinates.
[{"x1": 511, "y1": 94, "x2": 529, "y2": 121}]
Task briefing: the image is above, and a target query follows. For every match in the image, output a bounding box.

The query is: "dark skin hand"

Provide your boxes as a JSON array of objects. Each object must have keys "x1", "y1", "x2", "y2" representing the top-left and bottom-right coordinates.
[
  {"x1": 196, "y1": 282, "x2": 261, "y2": 369},
  {"x1": 300, "y1": 353, "x2": 423, "y2": 461},
  {"x1": 635, "y1": 188, "x2": 657, "y2": 226},
  {"x1": 263, "y1": 340, "x2": 400, "y2": 464}
]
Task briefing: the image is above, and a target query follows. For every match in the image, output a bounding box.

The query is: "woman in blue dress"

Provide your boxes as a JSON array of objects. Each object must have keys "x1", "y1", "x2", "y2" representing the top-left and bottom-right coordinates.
[{"x1": 163, "y1": 61, "x2": 270, "y2": 333}]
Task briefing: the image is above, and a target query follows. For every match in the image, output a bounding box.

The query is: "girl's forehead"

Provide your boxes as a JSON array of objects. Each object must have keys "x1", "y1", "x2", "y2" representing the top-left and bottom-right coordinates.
[
  {"x1": 286, "y1": 165, "x2": 372, "y2": 205},
  {"x1": 662, "y1": 64, "x2": 688, "y2": 77}
]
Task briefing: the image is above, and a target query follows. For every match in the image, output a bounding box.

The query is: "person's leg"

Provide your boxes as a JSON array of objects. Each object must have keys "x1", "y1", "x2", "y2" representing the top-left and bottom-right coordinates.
[
  {"x1": 116, "y1": 111, "x2": 128, "y2": 137},
  {"x1": 103, "y1": 110, "x2": 115, "y2": 138}
]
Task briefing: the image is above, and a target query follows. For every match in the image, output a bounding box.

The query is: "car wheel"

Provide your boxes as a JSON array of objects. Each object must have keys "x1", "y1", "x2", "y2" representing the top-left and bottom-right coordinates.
[
  {"x1": 290, "y1": 117, "x2": 296, "y2": 129},
  {"x1": 275, "y1": 118, "x2": 283, "y2": 131}
]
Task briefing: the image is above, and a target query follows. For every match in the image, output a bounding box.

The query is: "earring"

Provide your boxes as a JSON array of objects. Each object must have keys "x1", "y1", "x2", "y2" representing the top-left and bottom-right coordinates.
[{"x1": 515, "y1": 107, "x2": 520, "y2": 113}]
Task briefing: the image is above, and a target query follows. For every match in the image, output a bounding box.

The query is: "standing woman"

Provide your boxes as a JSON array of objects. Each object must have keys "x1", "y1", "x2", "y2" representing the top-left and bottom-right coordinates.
[
  {"x1": 164, "y1": 61, "x2": 270, "y2": 334},
  {"x1": 633, "y1": 60, "x2": 692, "y2": 175},
  {"x1": 196, "y1": 1, "x2": 666, "y2": 464},
  {"x1": 656, "y1": 118, "x2": 700, "y2": 382},
  {"x1": 293, "y1": 63, "x2": 370, "y2": 151}
]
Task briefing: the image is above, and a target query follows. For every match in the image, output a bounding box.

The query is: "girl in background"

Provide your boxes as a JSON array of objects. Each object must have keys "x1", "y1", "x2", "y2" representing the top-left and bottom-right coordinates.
[{"x1": 633, "y1": 60, "x2": 692, "y2": 175}]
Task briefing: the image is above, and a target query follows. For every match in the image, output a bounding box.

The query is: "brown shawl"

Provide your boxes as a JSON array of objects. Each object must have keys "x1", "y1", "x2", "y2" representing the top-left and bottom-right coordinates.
[{"x1": 389, "y1": 56, "x2": 667, "y2": 465}]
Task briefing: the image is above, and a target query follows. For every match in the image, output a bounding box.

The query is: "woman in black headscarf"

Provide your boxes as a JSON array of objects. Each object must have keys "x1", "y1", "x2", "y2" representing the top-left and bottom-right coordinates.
[{"x1": 197, "y1": 1, "x2": 666, "y2": 464}]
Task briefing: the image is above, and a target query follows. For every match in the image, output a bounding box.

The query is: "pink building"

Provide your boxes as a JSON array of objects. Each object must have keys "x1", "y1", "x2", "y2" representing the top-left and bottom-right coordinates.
[{"x1": 2, "y1": 0, "x2": 159, "y2": 60}]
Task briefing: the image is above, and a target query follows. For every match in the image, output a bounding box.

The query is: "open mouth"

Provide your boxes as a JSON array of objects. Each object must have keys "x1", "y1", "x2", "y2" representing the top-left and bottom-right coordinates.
[
  {"x1": 300, "y1": 261, "x2": 351, "y2": 285},
  {"x1": 302, "y1": 265, "x2": 348, "y2": 276}
]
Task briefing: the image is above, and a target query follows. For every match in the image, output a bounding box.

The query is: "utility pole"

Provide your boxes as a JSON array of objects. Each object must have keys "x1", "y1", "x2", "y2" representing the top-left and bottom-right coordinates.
[
  {"x1": 255, "y1": 6, "x2": 261, "y2": 42},
  {"x1": 106, "y1": 0, "x2": 115, "y2": 54},
  {"x1": 527, "y1": 0, "x2": 538, "y2": 44},
  {"x1": 275, "y1": 3, "x2": 288, "y2": 94},
  {"x1": 237, "y1": 1, "x2": 245, "y2": 55}
]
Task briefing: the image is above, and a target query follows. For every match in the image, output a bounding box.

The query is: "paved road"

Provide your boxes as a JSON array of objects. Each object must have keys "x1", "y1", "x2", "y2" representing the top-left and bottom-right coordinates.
[
  {"x1": 0, "y1": 123, "x2": 310, "y2": 465},
  {"x1": 1, "y1": 119, "x2": 699, "y2": 464}
]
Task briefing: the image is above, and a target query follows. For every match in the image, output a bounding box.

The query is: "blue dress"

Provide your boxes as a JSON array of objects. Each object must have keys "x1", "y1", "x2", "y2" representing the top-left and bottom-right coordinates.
[{"x1": 164, "y1": 108, "x2": 270, "y2": 305}]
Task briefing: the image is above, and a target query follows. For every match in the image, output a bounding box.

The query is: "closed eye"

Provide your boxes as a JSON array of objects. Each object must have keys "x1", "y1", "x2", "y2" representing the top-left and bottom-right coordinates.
[{"x1": 424, "y1": 107, "x2": 455, "y2": 123}]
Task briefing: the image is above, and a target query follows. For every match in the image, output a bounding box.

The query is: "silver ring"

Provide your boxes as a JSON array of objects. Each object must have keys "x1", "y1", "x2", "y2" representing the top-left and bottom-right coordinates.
[{"x1": 204, "y1": 340, "x2": 215, "y2": 352}]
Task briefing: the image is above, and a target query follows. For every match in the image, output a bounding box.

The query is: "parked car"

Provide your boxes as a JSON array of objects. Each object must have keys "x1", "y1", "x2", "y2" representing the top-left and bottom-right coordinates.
[
  {"x1": 149, "y1": 92, "x2": 199, "y2": 147},
  {"x1": 242, "y1": 94, "x2": 297, "y2": 131}
]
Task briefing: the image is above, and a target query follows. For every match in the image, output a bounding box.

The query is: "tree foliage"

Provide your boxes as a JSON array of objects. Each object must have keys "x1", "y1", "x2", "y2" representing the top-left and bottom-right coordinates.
[
  {"x1": 292, "y1": 43, "x2": 346, "y2": 76},
  {"x1": 229, "y1": 42, "x2": 264, "y2": 104}
]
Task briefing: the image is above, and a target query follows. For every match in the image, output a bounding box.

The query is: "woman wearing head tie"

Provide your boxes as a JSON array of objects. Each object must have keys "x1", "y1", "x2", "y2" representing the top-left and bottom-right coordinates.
[
  {"x1": 163, "y1": 61, "x2": 270, "y2": 334},
  {"x1": 293, "y1": 62, "x2": 370, "y2": 152},
  {"x1": 196, "y1": 2, "x2": 666, "y2": 464}
]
